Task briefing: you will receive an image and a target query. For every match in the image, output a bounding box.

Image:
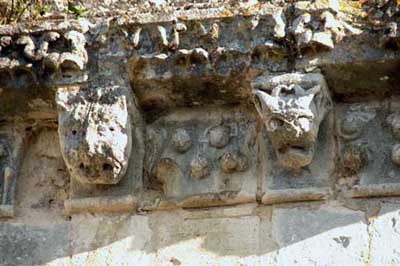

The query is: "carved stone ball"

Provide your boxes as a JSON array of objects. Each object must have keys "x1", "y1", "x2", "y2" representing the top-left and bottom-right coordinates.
[
  {"x1": 392, "y1": 144, "x2": 400, "y2": 166},
  {"x1": 208, "y1": 126, "x2": 230, "y2": 148},
  {"x1": 340, "y1": 117, "x2": 362, "y2": 137},
  {"x1": 172, "y1": 128, "x2": 192, "y2": 153},
  {"x1": 343, "y1": 146, "x2": 366, "y2": 172},
  {"x1": 220, "y1": 151, "x2": 248, "y2": 174},
  {"x1": 190, "y1": 156, "x2": 210, "y2": 180},
  {"x1": 387, "y1": 113, "x2": 400, "y2": 139}
]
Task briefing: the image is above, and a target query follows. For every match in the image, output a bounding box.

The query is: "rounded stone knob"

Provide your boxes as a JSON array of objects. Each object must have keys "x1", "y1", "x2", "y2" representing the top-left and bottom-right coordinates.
[
  {"x1": 392, "y1": 144, "x2": 400, "y2": 166},
  {"x1": 208, "y1": 126, "x2": 230, "y2": 148},
  {"x1": 221, "y1": 151, "x2": 248, "y2": 173},
  {"x1": 172, "y1": 128, "x2": 192, "y2": 153},
  {"x1": 340, "y1": 118, "x2": 359, "y2": 136},
  {"x1": 190, "y1": 156, "x2": 210, "y2": 180}
]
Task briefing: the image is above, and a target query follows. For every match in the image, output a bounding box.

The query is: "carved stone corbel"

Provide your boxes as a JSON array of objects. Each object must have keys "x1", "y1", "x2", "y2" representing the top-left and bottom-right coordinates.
[
  {"x1": 252, "y1": 73, "x2": 334, "y2": 204},
  {"x1": 56, "y1": 85, "x2": 143, "y2": 214}
]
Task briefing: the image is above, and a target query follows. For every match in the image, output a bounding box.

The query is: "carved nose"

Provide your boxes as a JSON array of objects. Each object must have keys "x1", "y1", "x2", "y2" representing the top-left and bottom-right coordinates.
[{"x1": 80, "y1": 126, "x2": 99, "y2": 156}]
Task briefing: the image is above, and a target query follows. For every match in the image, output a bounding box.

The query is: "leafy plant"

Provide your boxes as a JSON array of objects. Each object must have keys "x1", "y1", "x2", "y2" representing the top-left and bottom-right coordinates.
[
  {"x1": 67, "y1": 1, "x2": 86, "y2": 17},
  {"x1": 1, "y1": 0, "x2": 50, "y2": 24}
]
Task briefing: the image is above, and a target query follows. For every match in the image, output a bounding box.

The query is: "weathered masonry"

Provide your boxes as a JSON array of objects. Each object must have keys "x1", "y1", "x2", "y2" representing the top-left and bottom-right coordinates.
[{"x1": 2, "y1": 1, "x2": 400, "y2": 265}]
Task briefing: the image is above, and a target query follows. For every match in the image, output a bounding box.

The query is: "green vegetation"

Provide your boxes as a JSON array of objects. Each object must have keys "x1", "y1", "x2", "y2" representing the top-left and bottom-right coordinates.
[
  {"x1": 1, "y1": 0, "x2": 50, "y2": 24},
  {"x1": 67, "y1": 1, "x2": 86, "y2": 17},
  {"x1": 0, "y1": 0, "x2": 86, "y2": 25}
]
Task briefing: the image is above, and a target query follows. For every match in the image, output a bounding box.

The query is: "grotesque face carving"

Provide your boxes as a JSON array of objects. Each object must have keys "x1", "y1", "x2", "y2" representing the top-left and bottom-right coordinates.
[
  {"x1": 56, "y1": 86, "x2": 133, "y2": 184},
  {"x1": 253, "y1": 74, "x2": 332, "y2": 169}
]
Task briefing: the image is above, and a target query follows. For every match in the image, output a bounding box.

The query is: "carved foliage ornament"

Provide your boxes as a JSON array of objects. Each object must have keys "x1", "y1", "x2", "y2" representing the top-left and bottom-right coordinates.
[
  {"x1": 56, "y1": 86, "x2": 133, "y2": 185},
  {"x1": 253, "y1": 73, "x2": 332, "y2": 169}
]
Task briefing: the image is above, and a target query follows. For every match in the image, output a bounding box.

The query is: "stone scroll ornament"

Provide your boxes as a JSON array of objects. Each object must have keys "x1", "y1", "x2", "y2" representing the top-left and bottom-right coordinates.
[
  {"x1": 56, "y1": 85, "x2": 142, "y2": 214},
  {"x1": 252, "y1": 73, "x2": 334, "y2": 204}
]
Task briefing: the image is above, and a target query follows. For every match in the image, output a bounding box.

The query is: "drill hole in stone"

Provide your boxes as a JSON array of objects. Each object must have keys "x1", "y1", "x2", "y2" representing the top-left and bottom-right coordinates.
[
  {"x1": 79, "y1": 163, "x2": 84, "y2": 169},
  {"x1": 72, "y1": 130, "x2": 77, "y2": 135},
  {"x1": 102, "y1": 163, "x2": 113, "y2": 171},
  {"x1": 109, "y1": 127, "x2": 115, "y2": 132}
]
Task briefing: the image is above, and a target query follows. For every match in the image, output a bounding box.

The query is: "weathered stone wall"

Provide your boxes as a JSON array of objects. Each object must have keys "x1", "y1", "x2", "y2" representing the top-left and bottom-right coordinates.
[{"x1": 1, "y1": 0, "x2": 400, "y2": 265}]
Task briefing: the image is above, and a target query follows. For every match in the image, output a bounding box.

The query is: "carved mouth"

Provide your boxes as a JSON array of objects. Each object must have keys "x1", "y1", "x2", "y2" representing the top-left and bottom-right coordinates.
[
  {"x1": 76, "y1": 158, "x2": 123, "y2": 184},
  {"x1": 278, "y1": 144, "x2": 311, "y2": 156},
  {"x1": 276, "y1": 143, "x2": 315, "y2": 169}
]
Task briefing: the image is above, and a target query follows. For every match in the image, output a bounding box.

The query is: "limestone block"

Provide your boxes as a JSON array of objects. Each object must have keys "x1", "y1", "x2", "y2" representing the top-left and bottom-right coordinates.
[
  {"x1": 271, "y1": 204, "x2": 369, "y2": 266},
  {"x1": 65, "y1": 204, "x2": 276, "y2": 266},
  {"x1": 336, "y1": 99, "x2": 400, "y2": 198},
  {"x1": 369, "y1": 203, "x2": 400, "y2": 265},
  {"x1": 149, "y1": 206, "x2": 275, "y2": 265},
  {"x1": 252, "y1": 73, "x2": 334, "y2": 204},
  {"x1": 142, "y1": 106, "x2": 258, "y2": 209},
  {"x1": 0, "y1": 223, "x2": 69, "y2": 266}
]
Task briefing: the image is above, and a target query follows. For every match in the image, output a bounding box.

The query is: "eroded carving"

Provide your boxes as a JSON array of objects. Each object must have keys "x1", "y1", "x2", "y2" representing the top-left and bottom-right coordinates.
[
  {"x1": 0, "y1": 29, "x2": 88, "y2": 88},
  {"x1": 220, "y1": 151, "x2": 248, "y2": 174},
  {"x1": 252, "y1": 73, "x2": 334, "y2": 204},
  {"x1": 0, "y1": 129, "x2": 26, "y2": 218},
  {"x1": 172, "y1": 128, "x2": 192, "y2": 153},
  {"x1": 335, "y1": 102, "x2": 400, "y2": 198},
  {"x1": 56, "y1": 86, "x2": 132, "y2": 185},
  {"x1": 291, "y1": 1, "x2": 361, "y2": 53},
  {"x1": 144, "y1": 108, "x2": 258, "y2": 209},
  {"x1": 208, "y1": 125, "x2": 230, "y2": 149},
  {"x1": 190, "y1": 156, "x2": 210, "y2": 180},
  {"x1": 253, "y1": 73, "x2": 332, "y2": 169}
]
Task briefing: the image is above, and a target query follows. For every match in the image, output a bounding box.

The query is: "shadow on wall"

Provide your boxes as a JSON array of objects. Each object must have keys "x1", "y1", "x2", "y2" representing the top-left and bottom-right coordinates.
[{"x1": 1, "y1": 127, "x2": 400, "y2": 265}]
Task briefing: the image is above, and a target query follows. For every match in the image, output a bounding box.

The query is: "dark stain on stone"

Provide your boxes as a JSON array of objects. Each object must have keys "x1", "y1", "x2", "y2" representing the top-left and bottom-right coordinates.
[{"x1": 333, "y1": 236, "x2": 351, "y2": 248}]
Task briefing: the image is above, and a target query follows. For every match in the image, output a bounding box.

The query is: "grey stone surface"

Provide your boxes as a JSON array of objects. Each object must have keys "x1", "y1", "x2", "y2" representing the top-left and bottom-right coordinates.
[
  {"x1": 271, "y1": 203, "x2": 369, "y2": 266},
  {"x1": 0, "y1": 223, "x2": 69, "y2": 266},
  {"x1": 369, "y1": 202, "x2": 400, "y2": 266},
  {"x1": 336, "y1": 100, "x2": 400, "y2": 198}
]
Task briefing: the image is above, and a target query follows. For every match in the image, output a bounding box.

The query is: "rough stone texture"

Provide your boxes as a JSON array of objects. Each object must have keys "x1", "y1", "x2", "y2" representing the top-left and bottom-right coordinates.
[
  {"x1": 369, "y1": 202, "x2": 400, "y2": 266},
  {"x1": 143, "y1": 107, "x2": 258, "y2": 209},
  {"x1": 56, "y1": 86, "x2": 133, "y2": 185},
  {"x1": 2, "y1": 0, "x2": 400, "y2": 265}
]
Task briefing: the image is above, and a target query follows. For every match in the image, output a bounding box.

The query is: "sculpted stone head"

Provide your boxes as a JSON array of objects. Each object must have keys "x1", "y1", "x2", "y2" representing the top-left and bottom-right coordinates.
[
  {"x1": 56, "y1": 86, "x2": 133, "y2": 184},
  {"x1": 253, "y1": 73, "x2": 332, "y2": 169}
]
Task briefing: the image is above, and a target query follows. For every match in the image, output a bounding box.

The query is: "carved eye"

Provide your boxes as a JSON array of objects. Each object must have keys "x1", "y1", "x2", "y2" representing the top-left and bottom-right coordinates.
[
  {"x1": 298, "y1": 116, "x2": 311, "y2": 131},
  {"x1": 268, "y1": 118, "x2": 284, "y2": 131}
]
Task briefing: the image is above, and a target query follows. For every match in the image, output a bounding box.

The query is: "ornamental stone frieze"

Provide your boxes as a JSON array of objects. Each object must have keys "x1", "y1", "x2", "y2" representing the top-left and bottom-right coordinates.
[{"x1": 1, "y1": 0, "x2": 400, "y2": 216}]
